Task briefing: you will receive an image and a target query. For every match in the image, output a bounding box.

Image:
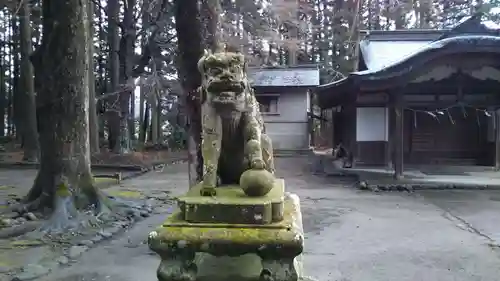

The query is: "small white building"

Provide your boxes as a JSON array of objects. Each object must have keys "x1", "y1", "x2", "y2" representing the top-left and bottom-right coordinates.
[{"x1": 249, "y1": 66, "x2": 320, "y2": 151}]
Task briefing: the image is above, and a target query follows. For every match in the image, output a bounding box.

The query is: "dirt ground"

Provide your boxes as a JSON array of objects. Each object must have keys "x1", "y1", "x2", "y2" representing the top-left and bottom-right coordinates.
[
  {"x1": 0, "y1": 148, "x2": 183, "y2": 167},
  {"x1": 9, "y1": 157, "x2": 497, "y2": 281}
]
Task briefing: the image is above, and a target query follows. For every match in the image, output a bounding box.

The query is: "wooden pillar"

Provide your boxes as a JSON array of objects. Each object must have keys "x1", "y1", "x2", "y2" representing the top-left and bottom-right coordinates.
[
  {"x1": 392, "y1": 92, "x2": 404, "y2": 179},
  {"x1": 309, "y1": 91, "x2": 315, "y2": 148},
  {"x1": 495, "y1": 109, "x2": 500, "y2": 170},
  {"x1": 348, "y1": 99, "x2": 357, "y2": 166},
  {"x1": 386, "y1": 95, "x2": 394, "y2": 169},
  {"x1": 332, "y1": 109, "x2": 337, "y2": 146}
]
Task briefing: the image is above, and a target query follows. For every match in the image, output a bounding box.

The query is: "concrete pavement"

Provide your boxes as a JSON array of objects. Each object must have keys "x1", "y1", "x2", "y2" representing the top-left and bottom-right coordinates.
[{"x1": 37, "y1": 158, "x2": 500, "y2": 281}]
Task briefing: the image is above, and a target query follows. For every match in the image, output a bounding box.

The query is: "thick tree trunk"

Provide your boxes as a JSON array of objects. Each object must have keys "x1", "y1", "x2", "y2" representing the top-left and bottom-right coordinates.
[
  {"x1": 173, "y1": 0, "x2": 204, "y2": 186},
  {"x1": 26, "y1": 0, "x2": 104, "y2": 224}
]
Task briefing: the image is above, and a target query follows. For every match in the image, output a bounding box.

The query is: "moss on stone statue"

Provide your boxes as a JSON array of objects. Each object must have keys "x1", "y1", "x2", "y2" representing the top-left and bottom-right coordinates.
[
  {"x1": 149, "y1": 195, "x2": 304, "y2": 258},
  {"x1": 240, "y1": 169, "x2": 275, "y2": 197},
  {"x1": 197, "y1": 49, "x2": 276, "y2": 196},
  {"x1": 178, "y1": 180, "x2": 285, "y2": 224},
  {"x1": 147, "y1": 50, "x2": 303, "y2": 281}
]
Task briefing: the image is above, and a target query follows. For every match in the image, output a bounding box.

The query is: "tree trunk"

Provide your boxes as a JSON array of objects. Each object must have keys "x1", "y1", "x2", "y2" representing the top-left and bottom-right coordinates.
[
  {"x1": 88, "y1": 0, "x2": 100, "y2": 154},
  {"x1": 418, "y1": 0, "x2": 431, "y2": 28},
  {"x1": 106, "y1": 0, "x2": 121, "y2": 152},
  {"x1": 26, "y1": 0, "x2": 105, "y2": 224},
  {"x1": 138, "y1": 0, "x2": 150, "y2": 145},
  {"x1": 0, "y1": 44, "x2": 5, "y2": 137},
  {"x1": 139, "y1": 84, "x2": 146, "y2": 143},
  {"x1": 19, "y1": 0, "x2": 40, "y2": 161},
  {"x1": 200, "y1": 0, "x2": 223, "y2": 52},
  {"x1": 173, "y1": 0, "x2": 204, "y2": 186},
  {"x1": 143, "y1": 101, "x2": 150, "y2": 142},
  {"x1": 113, "y1": 0, "x2": 136, "y2": 153},
  {"x1": 129, "y1": 91, "x2": 135, "y2": 141},
  {"x1": 151, "y1": 96, "x2": 159, "y2": 144},
  {"x1": 12, "y1": 16, "x2": 21, "y2": 141},
  {"x1": 394, "y1": 3, "x2": 405, "y2": 29},
  {"x1": 97, "y1": 2, "x2": 106, "y2": 141},
  {"x1": 148, "y1": 104, "x2": 153, "y2": 142},
  {"x1": 6, "y1": 14, "x2": 14, "y2": 136},
  {"x1": 156, "y1": 101, "x2": 161, "y2": 143},
  {"x1": 151, "y1": 60, "x2": 160, "y2": 144}
]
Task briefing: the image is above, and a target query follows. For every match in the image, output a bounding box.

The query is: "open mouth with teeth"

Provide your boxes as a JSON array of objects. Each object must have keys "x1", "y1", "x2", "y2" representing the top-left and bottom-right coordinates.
[
  {"x1": 214, "y1": 92, "x2": 236, "y2": 103},
  {"x1": 207, "y1": 80, "x2": 245, "y2": 94}
]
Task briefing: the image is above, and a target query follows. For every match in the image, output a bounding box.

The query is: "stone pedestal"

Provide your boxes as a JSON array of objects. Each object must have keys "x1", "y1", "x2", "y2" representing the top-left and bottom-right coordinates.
[{"x1": 148, "y1": 180, "x2": 304, "y2": 281}]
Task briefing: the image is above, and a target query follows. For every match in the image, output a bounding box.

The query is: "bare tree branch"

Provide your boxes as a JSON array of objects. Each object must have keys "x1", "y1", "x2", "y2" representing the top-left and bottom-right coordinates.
[{"x1": 130, "y1": 0, "x2": 173, "y2": 78}]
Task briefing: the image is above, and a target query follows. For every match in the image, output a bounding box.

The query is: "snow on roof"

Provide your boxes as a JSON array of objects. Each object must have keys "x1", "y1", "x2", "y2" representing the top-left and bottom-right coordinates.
[
  {"x1": 483, "y1": 20, "x2": 500, "y2": 29},
  {"x1": 359, "y1": 40, "x2": 432, "y2": 71},
  {"x1": 355, "y1": 35, "x2": 500, "y2": 76},
  {"x1": 358, "y1": 13, "x2": 500, "y2": 73},
  {"x1": 358, "y1": 15, "x2": 500, "y2": 74}
]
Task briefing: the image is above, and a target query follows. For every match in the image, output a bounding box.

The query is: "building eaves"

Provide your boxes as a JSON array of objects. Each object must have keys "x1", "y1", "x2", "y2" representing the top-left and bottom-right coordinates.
[{"x1": 360, "y1": 29, "x2": 445, "y2": 42}]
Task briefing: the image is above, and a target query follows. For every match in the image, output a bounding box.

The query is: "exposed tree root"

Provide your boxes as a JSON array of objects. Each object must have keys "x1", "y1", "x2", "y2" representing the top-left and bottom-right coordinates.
[
  {"x1": 14, "y1": 193, "x2": 52, "y2": 215},
  {"x1": 13, "y1": 176, "x2": 144, "y2": 239},
  {"x1": 38, "y1": 195, "x2": 79, "y2": 234},
  {"x1": 33, "y1": 192, "x2": 140, "y2": 237},
  {"x1": 0, "y1": 221, "x2": 41, "y2": 239}
]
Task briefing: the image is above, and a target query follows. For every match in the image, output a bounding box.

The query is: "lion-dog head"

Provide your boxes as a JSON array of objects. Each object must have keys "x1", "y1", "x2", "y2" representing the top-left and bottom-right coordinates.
[{"x1": 198, "y1": 50, "x2": 248, "y2": 115}]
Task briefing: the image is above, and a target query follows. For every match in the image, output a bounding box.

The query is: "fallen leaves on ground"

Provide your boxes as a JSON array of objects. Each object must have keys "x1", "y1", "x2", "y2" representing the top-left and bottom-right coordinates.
[
  {"x1": 92, "y1": 150, "x2": 184, "y2": 167},
  {"x1": 0, "y1": 147, "x2": 186, "y2": 168}
]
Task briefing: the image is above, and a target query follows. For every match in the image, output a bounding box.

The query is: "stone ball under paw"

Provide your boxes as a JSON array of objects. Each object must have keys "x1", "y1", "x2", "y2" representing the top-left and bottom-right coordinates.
[{"x1": 239, "y1": 169, "x2": 275, "y2": 197}]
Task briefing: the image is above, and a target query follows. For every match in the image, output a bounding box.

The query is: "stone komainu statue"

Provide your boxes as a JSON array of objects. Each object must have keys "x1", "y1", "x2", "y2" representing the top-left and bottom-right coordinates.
[{"x1": 197, "y1": 50, "x2": 275, "y2": 196}]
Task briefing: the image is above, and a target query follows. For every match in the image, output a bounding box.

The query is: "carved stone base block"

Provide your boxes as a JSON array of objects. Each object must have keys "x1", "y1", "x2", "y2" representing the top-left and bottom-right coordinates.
[
  {"x1": 260, "y1": 258, "x2": 298, "y2": 281},
  {"x1": 177, "y1": 179, "x2": 285, "y2": 225},
  {"x1": 156, "y1": 253, "x2": 197, "y2": 281},
  {"x1": 148, "y1": 192, "x2": 304, "y2": 281}
]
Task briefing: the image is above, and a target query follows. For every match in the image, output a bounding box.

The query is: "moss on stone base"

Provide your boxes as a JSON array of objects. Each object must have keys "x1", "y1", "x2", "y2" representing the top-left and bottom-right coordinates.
[
  {"x1": 178, "y1": 179, "x2": 285, "y2": 224},
  {"x1": 149, "y1": 195, "x2": 303, "y2": 258}
]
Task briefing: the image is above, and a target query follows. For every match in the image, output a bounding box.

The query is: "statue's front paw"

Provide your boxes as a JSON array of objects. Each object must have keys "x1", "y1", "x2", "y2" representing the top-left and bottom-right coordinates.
[
  {"x1": 200, "y1": 184, "x2": 217, "y2": 196},
  {"x1": 250, "y1": 158, "x2": 265, "y2": 170}
]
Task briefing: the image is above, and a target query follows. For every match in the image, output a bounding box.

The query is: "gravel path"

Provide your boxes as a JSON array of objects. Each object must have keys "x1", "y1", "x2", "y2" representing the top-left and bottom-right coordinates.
[{"x1": 30, "y1": 158, "x2": 500, "y2": 281}]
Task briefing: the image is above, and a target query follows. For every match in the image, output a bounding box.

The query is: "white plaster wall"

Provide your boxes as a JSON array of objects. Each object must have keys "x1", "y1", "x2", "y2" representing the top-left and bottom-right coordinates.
[
  {"x1": 257, "y1": 90, "x2": 309, "y2": 150},
  {"x1": 266, "y1": 122, "x2": 309, "y2": 150},
  {"x1": 260, "y1": 91, "x2": 309, "y2": 123},
  {"x1": 356, "y1": 107, "x2": 389, "y2": 141}
]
